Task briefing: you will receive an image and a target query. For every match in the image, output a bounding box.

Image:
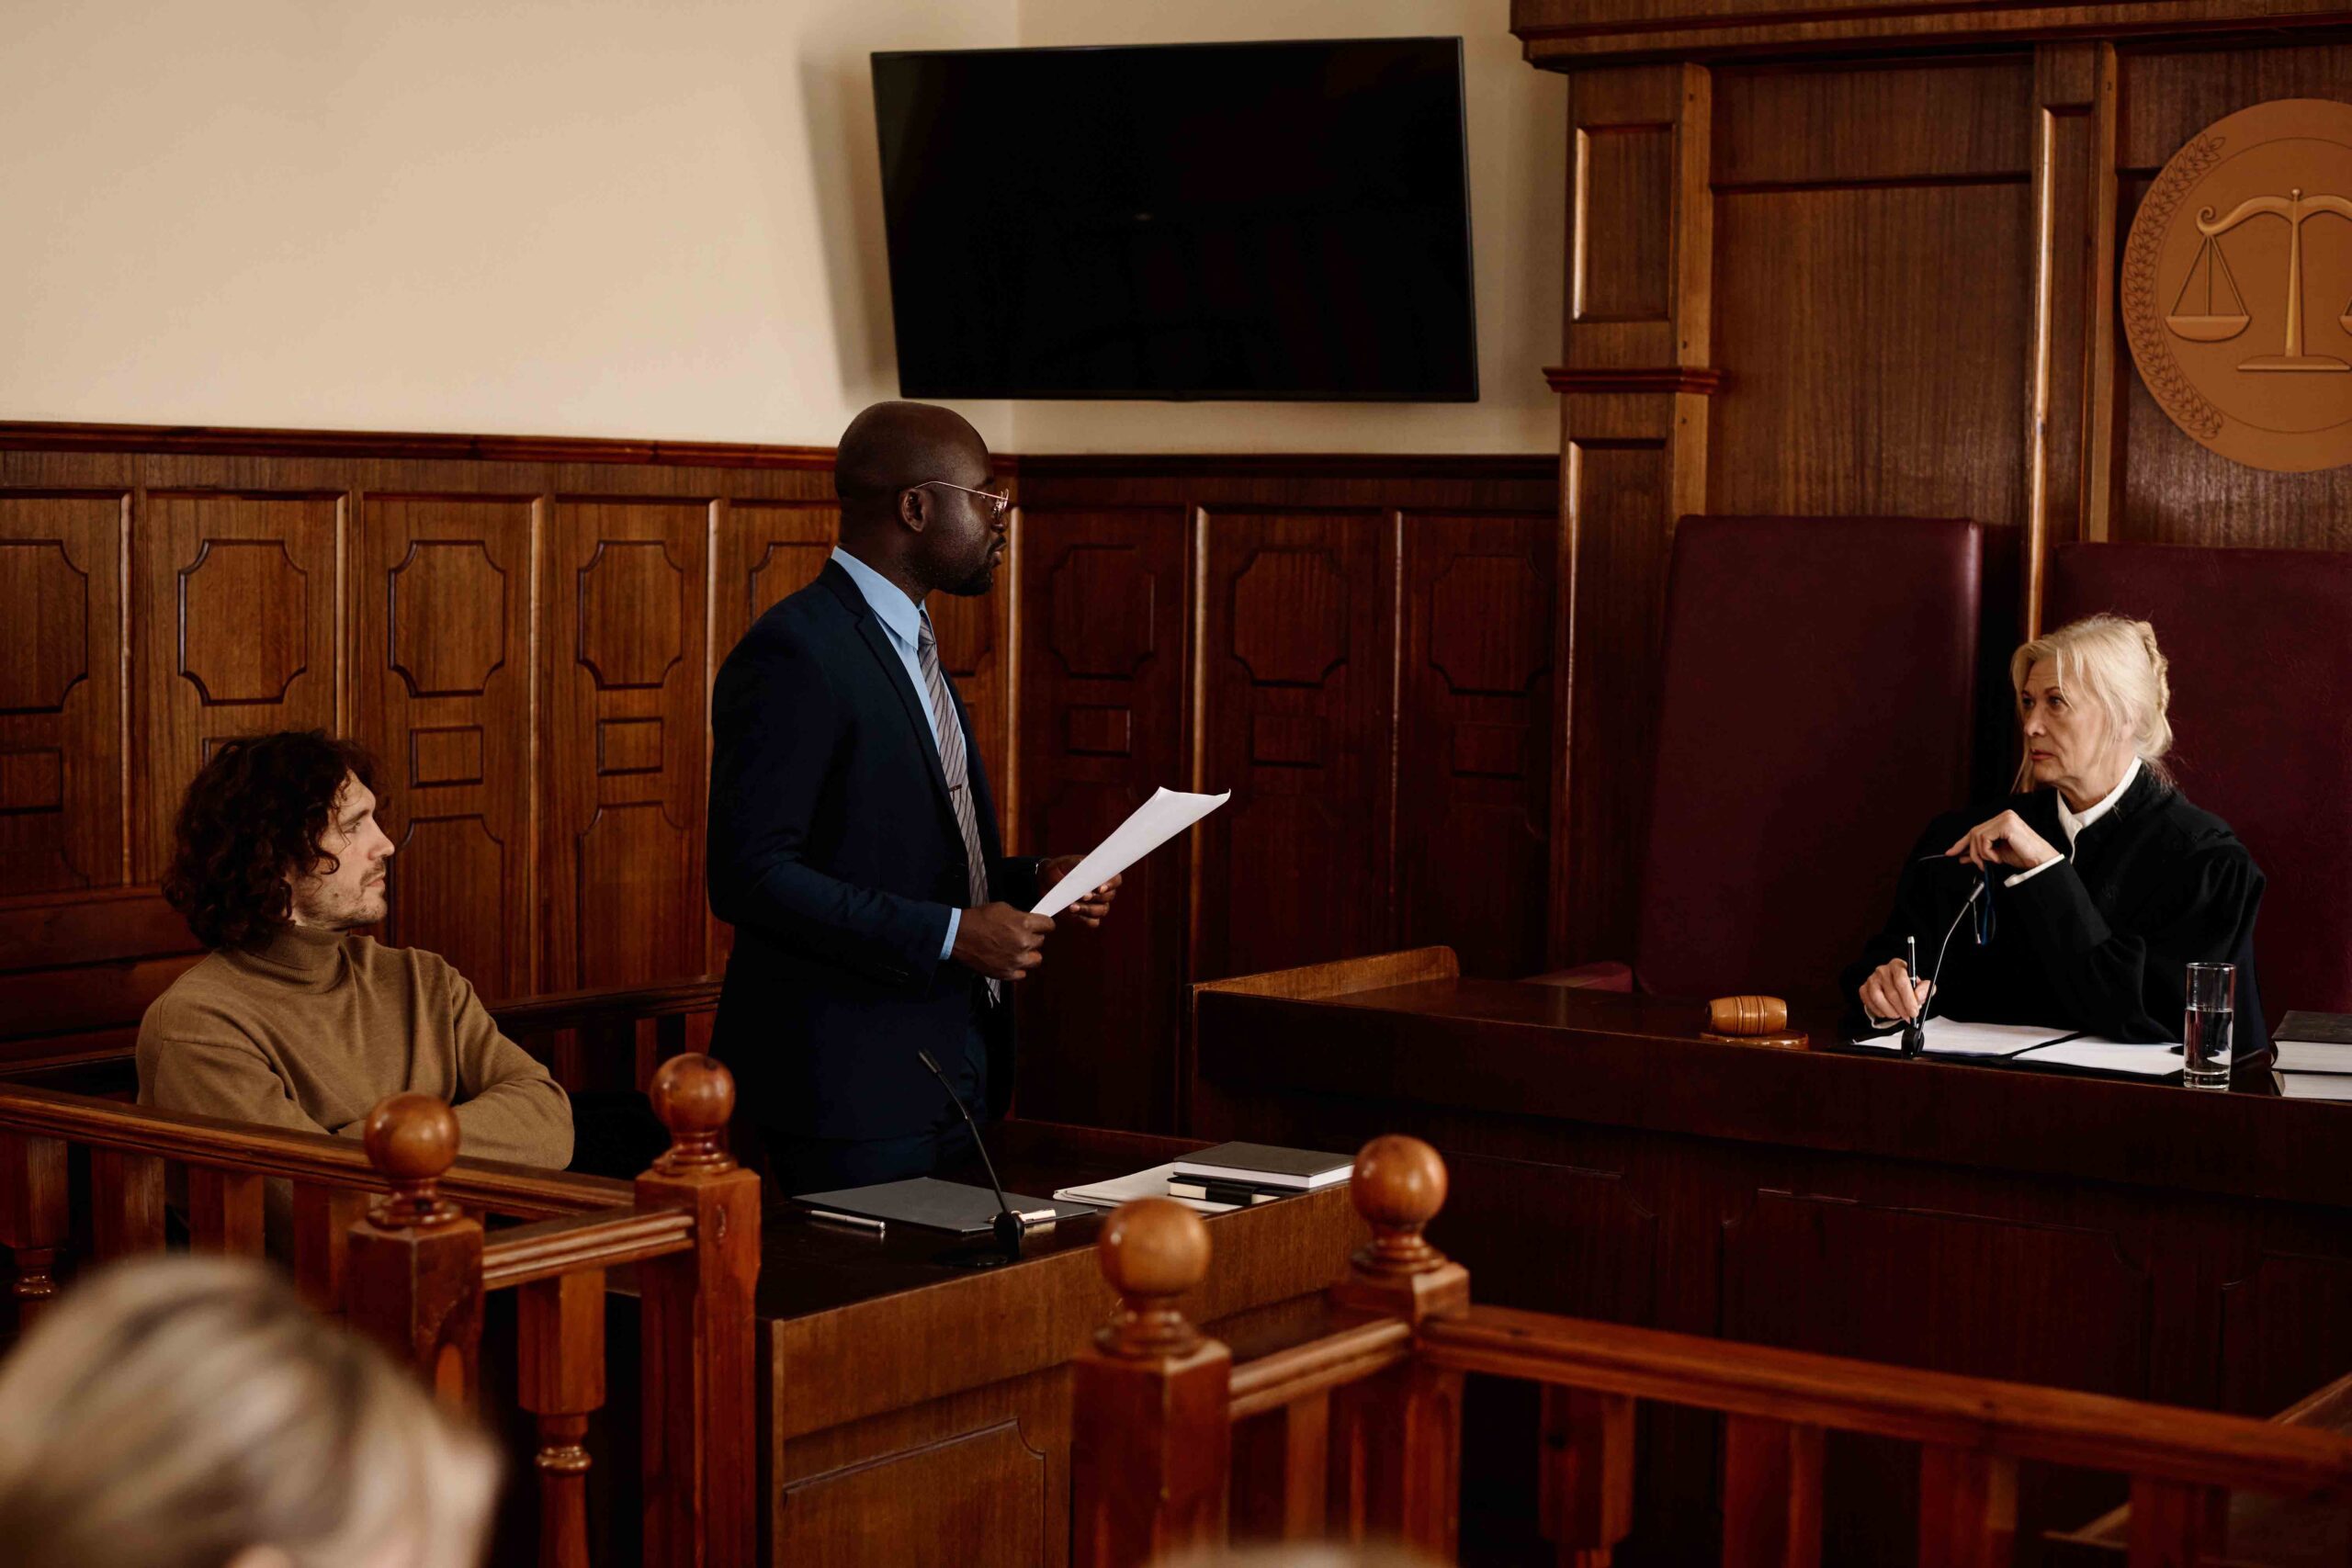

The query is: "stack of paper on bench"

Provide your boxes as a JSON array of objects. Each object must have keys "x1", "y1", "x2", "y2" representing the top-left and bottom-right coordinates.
[
  {"x1": 1167, "y1": 1142, "x2": 1352, "y2": 1204},
  {"x1": 2275, "y1": 1011, "x2": 2352, "y2": 1100}
]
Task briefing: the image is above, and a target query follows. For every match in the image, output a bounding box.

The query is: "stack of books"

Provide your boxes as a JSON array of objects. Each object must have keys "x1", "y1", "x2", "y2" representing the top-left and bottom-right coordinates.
[
  {"x1": 1165, "y1": 1142, "x2": 1352, "y2": 1207},
  {"x1": 2274, "y1": 1011, "x2": 2352, "y2": 1100}
]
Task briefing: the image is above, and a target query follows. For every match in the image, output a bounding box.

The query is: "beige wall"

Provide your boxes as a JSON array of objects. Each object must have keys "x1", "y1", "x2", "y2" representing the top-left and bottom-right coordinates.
[
  {"x1": 1010, "y1": 0, "x2": 1566, "y2": 455},
  {"x1": 0, "y1": 0, "x2": 1019, "y2": 449},
  {"x1": 0, "y1": 1, "x2": 1561, "y2": 455}
]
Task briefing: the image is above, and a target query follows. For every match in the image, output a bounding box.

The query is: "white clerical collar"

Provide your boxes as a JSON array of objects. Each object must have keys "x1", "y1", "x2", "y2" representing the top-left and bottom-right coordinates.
[{"x1": 2056, "y1": 755, "x2": 2141, "y2": 844}]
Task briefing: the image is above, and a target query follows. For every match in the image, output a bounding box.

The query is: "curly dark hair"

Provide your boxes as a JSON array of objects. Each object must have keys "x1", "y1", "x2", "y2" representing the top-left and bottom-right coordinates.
[{"x1": 161, "y1": 732, "x2": 380, "y2": 951}]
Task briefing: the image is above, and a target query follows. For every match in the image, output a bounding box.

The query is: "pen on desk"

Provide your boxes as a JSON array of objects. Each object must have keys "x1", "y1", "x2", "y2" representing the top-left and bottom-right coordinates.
[
  {"x1": 1016, "y1": 1208, "x2": 1059, "y2": 1225},
  {"x1": 805, "y1": 1208, "x2": 886, "y2": 1235},
  {"x1": 1901, "y1": 934, "x2": 1925, "y2": 1057}
]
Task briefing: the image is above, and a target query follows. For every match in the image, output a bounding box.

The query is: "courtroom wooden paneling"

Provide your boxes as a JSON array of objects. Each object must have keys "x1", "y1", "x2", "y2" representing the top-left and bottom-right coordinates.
[
  {"x1": 1012, "y1": 508, "x2": 1192, "y2": 1133},
  {"x1": 134, "y1": 491, "x2": 343, "y2": 883},
  {"x1": 355, "y1": 494, "x2": 536, "y2": 998},
  {"x1": 542, "y1": 500, "x2": 710, "y2": 992},
  {"x1": 1396, "y1": 514, "x2": 1555, "y2": 980},
  {"x1": 0, "y1": 492, "x2": 123, "y2": 897},
  {"x1": 1194, "y1": 510, "x2": 1396, "y2": 984}
]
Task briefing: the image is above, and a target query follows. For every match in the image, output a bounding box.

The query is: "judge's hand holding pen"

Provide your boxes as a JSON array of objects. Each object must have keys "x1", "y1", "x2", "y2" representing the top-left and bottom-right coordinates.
[{"x1": 1859, "y1": 959, "x2": 1934, "y2": 1022}]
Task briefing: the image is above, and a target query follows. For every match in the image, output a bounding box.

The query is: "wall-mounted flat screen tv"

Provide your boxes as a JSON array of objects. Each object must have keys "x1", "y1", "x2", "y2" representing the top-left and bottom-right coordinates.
[{"x1": 870, "y1": 38, "x2": 1477, "y2": 401}]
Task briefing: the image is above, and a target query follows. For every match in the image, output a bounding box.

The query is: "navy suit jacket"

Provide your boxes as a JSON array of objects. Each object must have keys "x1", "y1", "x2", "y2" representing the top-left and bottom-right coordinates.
[{"x1": 707, "y1": 561, "x2": 1040, "y2": 1139}]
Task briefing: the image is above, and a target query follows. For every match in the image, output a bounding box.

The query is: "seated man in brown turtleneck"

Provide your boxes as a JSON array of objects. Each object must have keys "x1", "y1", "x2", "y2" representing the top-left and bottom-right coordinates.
[{"x1": 138, "y1": 732, "x2": 571, "y2": 1175}]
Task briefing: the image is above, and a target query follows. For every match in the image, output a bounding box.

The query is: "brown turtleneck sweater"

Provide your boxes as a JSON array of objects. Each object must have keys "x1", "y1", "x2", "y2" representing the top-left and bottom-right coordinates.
[{"x1": 136, "y1": 924, "x2": 572, "y2": 1170}]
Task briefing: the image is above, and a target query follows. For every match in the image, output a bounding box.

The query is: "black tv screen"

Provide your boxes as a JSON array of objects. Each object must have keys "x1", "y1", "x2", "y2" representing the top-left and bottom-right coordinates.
[{"x1": 870, "y1": 38, "x2": 1477, "y2": 401}]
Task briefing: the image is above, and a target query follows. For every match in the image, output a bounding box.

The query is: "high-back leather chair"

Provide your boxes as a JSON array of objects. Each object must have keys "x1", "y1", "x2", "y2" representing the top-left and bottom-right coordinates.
[
  {"x1": 2046, "y1": 542, "x2": 2352, "y2": 1020},
  {"x1": 1535, "y1": 515, "x2": 1985, "y2": 1002}
]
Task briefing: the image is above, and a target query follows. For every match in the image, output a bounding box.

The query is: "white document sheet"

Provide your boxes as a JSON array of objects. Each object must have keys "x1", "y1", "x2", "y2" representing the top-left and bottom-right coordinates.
[
  {"x1": 1849, "y1": 1021, "x2": 2072, "y2": 1056},
  {"x1": 1030, "y1": 786, "x2": 1230, "y2": 918},
  {"x1": 1849, "y1": 1021, "x2": 2182, "y2": 1077}
]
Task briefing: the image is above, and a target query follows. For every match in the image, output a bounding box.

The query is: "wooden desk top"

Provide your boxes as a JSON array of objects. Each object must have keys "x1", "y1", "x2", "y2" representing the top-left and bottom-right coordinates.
[{"x1": 1194, "y1": 966, "x2": 2352, "y2": 1211}]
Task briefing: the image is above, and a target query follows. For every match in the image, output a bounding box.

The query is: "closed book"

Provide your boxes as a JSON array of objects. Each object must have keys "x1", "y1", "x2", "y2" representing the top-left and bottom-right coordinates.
[
  {"x1": 1171, "y1": 1141, "x2": 1352, "y2": 1192},
  {"x1": 2276, "y1": 1069, "x2": 2352, "y2": 1102},
  {"x1": 1167, "y1": 1179, "x2": 1283, "y2": 1206},
  {"x1": 2276, "y1": 1012, "x2": 2352, "y2": 1074}
]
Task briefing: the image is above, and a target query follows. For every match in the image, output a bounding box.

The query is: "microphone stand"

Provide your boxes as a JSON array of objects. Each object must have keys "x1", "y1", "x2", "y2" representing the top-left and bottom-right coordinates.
[{"x1": 917, "y1": 1049, "x2": 1024, "y2": 1269}]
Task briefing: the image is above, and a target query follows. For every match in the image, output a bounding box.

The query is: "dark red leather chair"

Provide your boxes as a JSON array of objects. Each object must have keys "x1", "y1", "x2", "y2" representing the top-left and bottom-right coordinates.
[
  {"x1": 2046, "y1": 541, "x2": 2352, "y2": 1020},
  {"x1": 1533, "y1": 515, "x2": 1984, "y2": 1003}
]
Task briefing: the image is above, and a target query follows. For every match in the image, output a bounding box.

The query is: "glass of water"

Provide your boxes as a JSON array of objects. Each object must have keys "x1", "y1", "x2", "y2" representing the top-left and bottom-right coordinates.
[{"x1": 2183, "y1": 962, "x2": 2235, "y2": 1089}]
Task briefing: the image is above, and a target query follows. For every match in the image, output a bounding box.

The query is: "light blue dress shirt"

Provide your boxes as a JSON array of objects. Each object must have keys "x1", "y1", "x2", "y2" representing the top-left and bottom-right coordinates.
[{"x1": 830, "y1": 547, "x2": 964, "y2": 959}]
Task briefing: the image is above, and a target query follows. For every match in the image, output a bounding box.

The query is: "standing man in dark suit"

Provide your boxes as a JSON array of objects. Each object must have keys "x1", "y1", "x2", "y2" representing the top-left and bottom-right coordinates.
[{"x1": 708, "y1": 400, "x2": 1118, "y2": 1193}]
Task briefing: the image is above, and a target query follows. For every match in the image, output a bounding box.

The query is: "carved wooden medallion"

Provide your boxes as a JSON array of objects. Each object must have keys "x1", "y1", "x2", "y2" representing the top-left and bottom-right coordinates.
[{"x1": 2124, "y1": 97, "x2": 2352, "y2": 472}]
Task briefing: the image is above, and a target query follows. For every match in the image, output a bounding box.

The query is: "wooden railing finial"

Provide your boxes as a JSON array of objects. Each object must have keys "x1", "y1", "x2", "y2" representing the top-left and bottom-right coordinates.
[
  {"x1": 650, "y1": 1053, "x2": 735, "y2": 1174},
  {"x1": 1351, "y1": 1134, "x2": 1450, "y2": 1276},
  {"x1": 1335, "y1": 1134, "x2": 1469, "y2": 1322},
  {"x1": 362, "y1": 1093, "x2": 461, "y2": 1227},
  {"x1": 1095, "y1": 1197, "x2": 1211, "y2": 1358}
]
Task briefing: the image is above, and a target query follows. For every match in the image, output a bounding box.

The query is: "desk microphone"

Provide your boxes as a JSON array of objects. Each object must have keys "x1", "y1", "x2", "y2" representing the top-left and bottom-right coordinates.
[{"x1": 916, "y1": 1049, "x2": 1023, "y2": 1263}]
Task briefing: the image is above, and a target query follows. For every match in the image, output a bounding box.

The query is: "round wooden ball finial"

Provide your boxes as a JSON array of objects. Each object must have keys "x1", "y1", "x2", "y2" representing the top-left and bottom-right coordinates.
[
  {"x1": 650, "y1": 1053, "x2": 736, "y2": 1174},
  {"x1": 1351, "y1": 1134, "x2": 1450, "y2": 1277},
  {"x1": 362, "y1": 1092, "x2": 461, "y2": 1228},
  {"x1": 1094, "y1": 1197, "x2": 1210, "y2": 1358}
]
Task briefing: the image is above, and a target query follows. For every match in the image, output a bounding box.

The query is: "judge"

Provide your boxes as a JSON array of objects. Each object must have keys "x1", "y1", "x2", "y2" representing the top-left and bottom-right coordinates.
[{"x1": 1845, "y1": 614, "x2": 2267, "y2": 1059}]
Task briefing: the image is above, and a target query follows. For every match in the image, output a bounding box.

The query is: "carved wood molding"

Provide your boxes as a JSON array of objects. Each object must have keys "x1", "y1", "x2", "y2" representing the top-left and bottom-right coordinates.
[
  {"x1": 1511, "y1": 0, "x2": 2352, "y2": 64},
  {"x1": 1544, "y1": 367, "x2": 1724, "y2": 396},
  {"x1": 0, "y1": 420, "x2": 837, "y2": 469}
]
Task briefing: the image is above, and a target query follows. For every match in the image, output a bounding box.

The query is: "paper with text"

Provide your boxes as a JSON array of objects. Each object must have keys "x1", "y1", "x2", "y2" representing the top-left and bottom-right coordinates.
[{"x1": 1031, "y1": 786, "x2": 1230, "y2": 918}]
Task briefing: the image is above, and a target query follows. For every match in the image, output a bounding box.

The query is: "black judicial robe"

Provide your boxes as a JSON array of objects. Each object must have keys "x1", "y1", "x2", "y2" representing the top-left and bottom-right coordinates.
[{"x1": 1841, "y1": 766, "x2": 2268, "y2": 1059}]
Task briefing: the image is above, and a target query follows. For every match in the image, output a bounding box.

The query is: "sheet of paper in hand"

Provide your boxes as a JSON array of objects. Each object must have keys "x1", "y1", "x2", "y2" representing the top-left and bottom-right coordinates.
[{"x1": 1031, "y1": 786, "x2": 1230, "y2": 918}]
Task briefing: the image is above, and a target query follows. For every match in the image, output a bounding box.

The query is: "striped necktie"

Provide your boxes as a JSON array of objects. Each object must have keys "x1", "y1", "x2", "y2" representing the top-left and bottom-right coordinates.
[{"x1": 917, "y1": 614, "x2": 997, "y2": 1003}]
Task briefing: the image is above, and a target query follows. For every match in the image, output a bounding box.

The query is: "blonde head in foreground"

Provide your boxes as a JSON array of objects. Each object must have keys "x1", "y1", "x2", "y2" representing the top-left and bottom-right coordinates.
[
  {"x1": 2009, "y1": 612, "x2": 2175, "y2": 800},
  {"x1": 0, "y1": 1255, "x2": 496, "y2": 1568}
]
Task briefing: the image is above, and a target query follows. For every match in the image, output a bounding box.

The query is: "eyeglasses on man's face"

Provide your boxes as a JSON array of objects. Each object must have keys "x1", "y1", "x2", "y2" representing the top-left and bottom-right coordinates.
[{"x1": 910, "y1": 479, "x2": 1012, "y2": 522}]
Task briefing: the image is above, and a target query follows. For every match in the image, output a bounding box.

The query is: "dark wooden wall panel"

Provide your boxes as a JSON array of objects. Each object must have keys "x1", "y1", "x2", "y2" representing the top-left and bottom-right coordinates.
[
  {"x1": 134, "y1": 492, "x2": 343, "y2": 882},
  {"x1": 0, "y1": 493, "x2": 124, "y2": 897},
  {"x1": 543, "y1": 501, "x2": 710, "y2": 991},
  {"x1": 1397, "y1": 513, "x2": 1555, "y2": 979},
  {"x1": 355, "y1": 494, "x2": 536, "y2": 998},
  {"x1": 1194, "y1": 511, "x2": 1396, "y2": 983},
  {"x1": 1013, "y1": 510, "x2": 1191, "y2": 1133}
]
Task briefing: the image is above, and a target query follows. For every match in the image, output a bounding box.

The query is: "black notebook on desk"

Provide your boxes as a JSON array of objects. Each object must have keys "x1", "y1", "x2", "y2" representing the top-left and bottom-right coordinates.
[{"x1": 790, "y1": 1178, "x2": 1097, "y2": 1235}]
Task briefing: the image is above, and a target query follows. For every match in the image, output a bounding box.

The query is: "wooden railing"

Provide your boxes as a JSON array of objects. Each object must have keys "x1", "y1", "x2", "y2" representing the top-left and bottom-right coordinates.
[
  {"x1": 0, "y1": 1051, "x2": 757, "y2": 1568},
  {"x1": 1073, "y1": 1138, "x2": 2352, "y2": 1568}
]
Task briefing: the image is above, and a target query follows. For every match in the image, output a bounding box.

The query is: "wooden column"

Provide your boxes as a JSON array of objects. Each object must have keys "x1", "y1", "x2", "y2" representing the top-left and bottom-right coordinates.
[
  {"x1": 635, "y1": 1054, "x2": 760, "y2": 1568},
  {"x1": 345, "y1": 1093, "x2": 485, "y2": 1409},
  {"x1": 187, "y1": 1166, "x2": 266, "y2": 1256},
  {"x1": 0, "y1": 1130, "x2": 66, "y2": 1331},
  {"x1": 1721, "y1": 1415, "x2": 1823, "y2": 1568},
  {"x1": 2025, "y1": 40, "x2": 2121, "y2": 633},
  {"x1": 1329, "y1": 1135, "x2": 1470, "y2": 1558},
  {"x1": 1230, "y1": 1393, "x2": 1329, "y2": 1542},
  {"x1": 1547, "y1": 61, "x2": 1717, "y2": 968},
  {"x1": 1542, "y1": 1386, "x2": 1637, "y2": 1568},
  {"x1": 1918, "y1": 1446, "x2": 2017, "y2": 1568},
  {"x1": 89, "y1": 1148, "x2": 164, "y2": 1262},
  {"x1": 1073, "y1": 1195, "x2": 1230, "y2": 1568},
  {"x1": 519, "y1": 1269, "x2": 606, "y2": 1568},
  {"x1": 292, "y1": 1184, "x2": 367, "y2": 1314}
]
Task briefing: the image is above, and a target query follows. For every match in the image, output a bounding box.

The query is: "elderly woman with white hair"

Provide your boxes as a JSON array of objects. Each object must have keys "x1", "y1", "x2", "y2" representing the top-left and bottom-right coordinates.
[{"x1": 1843, "y1": 614, "x2": 2267, "y2": 1060}]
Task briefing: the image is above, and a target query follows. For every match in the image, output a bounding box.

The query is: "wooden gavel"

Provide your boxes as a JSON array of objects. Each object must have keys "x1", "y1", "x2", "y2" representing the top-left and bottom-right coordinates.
[{"x1": 1702, "y1": 995, "x2": 1804, "y2": 1047}]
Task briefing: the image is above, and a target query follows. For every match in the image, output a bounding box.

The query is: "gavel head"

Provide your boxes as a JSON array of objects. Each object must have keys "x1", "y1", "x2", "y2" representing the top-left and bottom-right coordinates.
[
  {"x1": 650, "y1": 1053, "x2": 735, "y2": 1174},
  {"x1": 361, "y1": 1093, "x2": 460, "y2": 1227},
  {"x1": 1094, "y1": 1197, "x2": 1209, "y2": 1357},
  {"x1": 1706, "y1": 994, "x2": 1791, "y2": 1037}
]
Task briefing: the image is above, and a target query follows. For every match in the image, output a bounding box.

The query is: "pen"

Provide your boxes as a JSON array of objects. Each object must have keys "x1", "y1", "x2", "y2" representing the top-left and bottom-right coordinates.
[
  {"x1": 1017, "y1": 1208, "x2": 1059, "y2": 1225},
  {"x1": 1902, "y1": 934, "x2": 1925, "y2": 1057},
  {"x1": 805, "y1": 1208, "x2": 886, "y2": 1235}
]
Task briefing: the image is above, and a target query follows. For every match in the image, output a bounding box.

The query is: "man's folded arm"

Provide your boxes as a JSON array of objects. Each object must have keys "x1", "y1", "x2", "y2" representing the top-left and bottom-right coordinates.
[{"x1": 707, "y1": 635, "x2": 952, "y2": 989}]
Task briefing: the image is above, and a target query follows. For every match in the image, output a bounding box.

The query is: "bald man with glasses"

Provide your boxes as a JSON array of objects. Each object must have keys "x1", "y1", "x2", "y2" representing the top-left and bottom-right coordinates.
[{"x1": 707, "y1": 400, "x2": 1119, "y2": 1194}]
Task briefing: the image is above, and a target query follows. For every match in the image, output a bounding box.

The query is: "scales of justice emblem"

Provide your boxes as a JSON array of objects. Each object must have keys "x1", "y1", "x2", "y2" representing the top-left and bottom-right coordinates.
[{"x1": 2124, "y1": 97, "x2": 2352, "y2": 471}]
